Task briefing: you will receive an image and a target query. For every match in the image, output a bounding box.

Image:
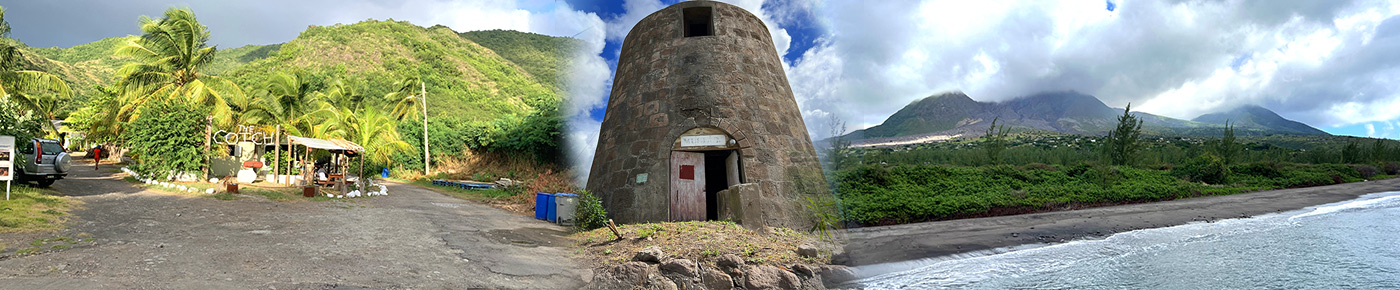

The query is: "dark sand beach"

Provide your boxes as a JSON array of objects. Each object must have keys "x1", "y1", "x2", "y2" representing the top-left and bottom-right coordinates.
[{"x1": 843, "y1": 177, "x2": 1400, "y2": 267}]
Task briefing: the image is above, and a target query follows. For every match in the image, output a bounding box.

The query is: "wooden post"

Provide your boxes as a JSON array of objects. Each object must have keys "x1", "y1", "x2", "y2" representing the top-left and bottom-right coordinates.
[
  {"x1": 304, "y1": 146, "x2": 312, "y2": 188},
  {"x1": 338, "y1": 153, "x2": 346, "y2": 196},
  {"x1": 607, "y1": 219, "x2": 623, "y2": 240},
  {"x1": 274, "y1": 125, "x2": 281, "y2": 184}
]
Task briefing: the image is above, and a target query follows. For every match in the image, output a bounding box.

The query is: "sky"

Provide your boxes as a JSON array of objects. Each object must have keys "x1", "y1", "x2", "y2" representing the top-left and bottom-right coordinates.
[
  {"x1": 5, "y1": 0, "x2": 1400, "y2": 183},
  {"x1": 563, "y1": 0, "x2": 1400, "y2": 183}
]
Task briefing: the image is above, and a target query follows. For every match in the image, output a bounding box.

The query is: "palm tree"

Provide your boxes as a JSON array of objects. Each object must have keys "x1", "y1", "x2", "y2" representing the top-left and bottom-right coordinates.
[
  {"x1": 0, "y1": 5, "x2": 74, "y2": 135},
  {"x1": 244, "y1": 72, "x2": 333, "y2": 137},
  {"x1": 114, "y1": 7, "x2": 243, "y2": 177},
  {"x1": 242, "y1": 72, "x2": 336, "y2": 182},
  {"x1": 384, "y1": 76, "x2": 423, "y2": 121},
  {"x1": 335, "y1": 107, "x2": 410, "y2": 178},
  {"x1": 319, "y1": 79, "x2": 366, "y2": 112}
]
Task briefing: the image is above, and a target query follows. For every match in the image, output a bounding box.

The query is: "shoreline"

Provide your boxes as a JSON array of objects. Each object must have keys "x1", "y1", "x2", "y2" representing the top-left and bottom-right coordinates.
[{"x1": 841, "y1": 177, "x2": 1400, "y2": 271}]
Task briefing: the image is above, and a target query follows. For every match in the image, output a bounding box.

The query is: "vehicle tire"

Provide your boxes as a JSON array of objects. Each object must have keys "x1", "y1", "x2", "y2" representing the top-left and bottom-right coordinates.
[{"x1": 37, "y1": 178, "x2": 54, "y2": 188}]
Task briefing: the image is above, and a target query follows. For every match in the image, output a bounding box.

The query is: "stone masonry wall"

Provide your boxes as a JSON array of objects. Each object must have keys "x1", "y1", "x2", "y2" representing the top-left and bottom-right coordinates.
[{"x1": 586, "y1": 1, "x2": 829, "y2": 230}]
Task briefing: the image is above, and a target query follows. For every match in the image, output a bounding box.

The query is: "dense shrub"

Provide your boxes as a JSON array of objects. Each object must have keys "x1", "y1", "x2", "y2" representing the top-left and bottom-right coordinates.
[
  {"x1": 574, "y1": 190, "x2": 609, "y2": 231},
  {"x1": 1354, "y1": 165, "x2": 1378, "y2": 179},
  {"x1": 122, "y1": 100, "x2": 209, "y2": 178},
  {"x1": 0, "y1": 98, "x2": 44, "y2": 143},
  {"x1": 1384, "y1": 162, "x2": 1400, "y2": 175},
  {"x1": 1233, "y1": 162, "x2": 1283, "y2": 178},
  {"x1": 1176, "y1": 154, "x2": 1230, "y2": 184},
  {"x1": 833, "y1": 164, "x2": 1199, "y2": 225}
]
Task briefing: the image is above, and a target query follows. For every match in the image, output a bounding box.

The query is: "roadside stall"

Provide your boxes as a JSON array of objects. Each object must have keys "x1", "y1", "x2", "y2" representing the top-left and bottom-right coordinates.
[{"x1": 286, "y1": 136, "x2": 365, "y2": 197}]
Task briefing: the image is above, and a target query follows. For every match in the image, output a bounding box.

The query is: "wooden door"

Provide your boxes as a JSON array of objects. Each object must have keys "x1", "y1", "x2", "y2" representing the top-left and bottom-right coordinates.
[
  {"x1": 670, "y1": 151, "x2": 706, "y2": 221},
  {"x1": 725, "y1": 150, "x2": 740, "y2": 186}
]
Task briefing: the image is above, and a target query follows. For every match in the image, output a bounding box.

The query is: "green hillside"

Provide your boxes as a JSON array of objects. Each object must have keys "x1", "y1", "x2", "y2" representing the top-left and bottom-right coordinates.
[
  {"x1": 12, "y1": 41, "x2": 121, "y2": 112},
  {"x1": 224, "y1": 20, "x2": 556, "y2": 121},
  {"x1": 458, "y1": 29, "x2": 580, "y2": 90},
  {"x1": 29, "y1": 36, "x2": 133, "y2": 73},
  {"x1": 201, "y1": 43, "x2": 280, "y2": 76}
]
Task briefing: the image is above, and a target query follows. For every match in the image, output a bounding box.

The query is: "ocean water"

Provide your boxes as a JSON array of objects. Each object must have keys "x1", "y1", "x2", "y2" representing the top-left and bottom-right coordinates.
[{"x1": 858, "y1": 192, "x2": 1400, "y2": 289}]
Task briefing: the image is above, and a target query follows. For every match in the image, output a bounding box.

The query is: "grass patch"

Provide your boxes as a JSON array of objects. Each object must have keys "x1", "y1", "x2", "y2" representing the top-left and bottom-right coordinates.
[
  {"x1": 412, "y1": 179, "x2": 538, "y2": 214},
  {"x1": 51, "y1": 244, "x2": 70, "y2": 250},
  {"x1": 246, "y1": 189, "x2": 296, "y2": 202},
  {"x1": 0, "y1": 185, "x2": 77, "y2": 233},
  {"x1": 571, "y1": 221, "x2": 833, "y2": 269},
  {"x1": 209, "y1": 192, "x2": 239, "y2": 200},
  {"x1": 16, "y1": 247, "x2": 40, "y2": 255},
  {"x1": 412, "y1": 180, "x2": 518, "y2": 200}
]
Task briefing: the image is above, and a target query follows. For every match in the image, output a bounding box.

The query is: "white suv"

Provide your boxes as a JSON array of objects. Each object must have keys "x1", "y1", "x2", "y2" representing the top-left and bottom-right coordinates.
[{"x1": 15, "y1": 138, "x2": 71, "y2": 187}]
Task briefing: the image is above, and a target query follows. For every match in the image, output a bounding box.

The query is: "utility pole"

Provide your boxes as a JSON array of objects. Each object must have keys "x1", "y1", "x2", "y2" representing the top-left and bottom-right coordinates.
[{"x1": 421, "y1": 81, "x2": 430, "y2": 176}]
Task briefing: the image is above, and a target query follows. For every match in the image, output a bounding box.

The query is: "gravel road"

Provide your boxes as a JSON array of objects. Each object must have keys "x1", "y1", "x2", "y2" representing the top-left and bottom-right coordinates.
[{"x1": 0, "y1": 160, "x2": 589, "y2": 289}]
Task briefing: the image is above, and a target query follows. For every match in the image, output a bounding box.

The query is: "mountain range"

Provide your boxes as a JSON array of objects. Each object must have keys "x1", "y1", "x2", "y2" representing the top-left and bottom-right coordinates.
[{"x1": 844, "y1": 91, "x2": 1328, "y2": 144}]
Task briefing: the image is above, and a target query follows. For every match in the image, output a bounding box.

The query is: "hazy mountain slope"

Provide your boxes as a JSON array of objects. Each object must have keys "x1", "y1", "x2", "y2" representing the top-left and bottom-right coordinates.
[
  {"x1": 848, "y1": 91, "x2": 1328, "y2": 142},
  {"x1": 1192, "y1": 105, "x2": 1329, "y2": 136}
]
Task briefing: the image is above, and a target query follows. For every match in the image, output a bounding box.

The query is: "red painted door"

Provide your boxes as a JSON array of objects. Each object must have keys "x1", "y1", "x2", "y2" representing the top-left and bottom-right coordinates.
[{"x1": 670, "y1": 151, "x2": 706, "y2": 221}]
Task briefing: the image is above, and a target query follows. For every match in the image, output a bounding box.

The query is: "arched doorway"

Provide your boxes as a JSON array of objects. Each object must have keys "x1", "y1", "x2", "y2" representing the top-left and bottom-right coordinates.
[{"x1": 669, "y1": 127, "x2": 742, "y2": 221}]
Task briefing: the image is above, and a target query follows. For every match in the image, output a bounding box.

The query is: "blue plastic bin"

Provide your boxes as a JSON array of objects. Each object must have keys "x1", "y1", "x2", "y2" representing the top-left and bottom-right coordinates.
[
  {"x1": 535, "y1": 192, "x2": 555, "y2": 220},
  {"x1": 381, "y1": 168, "x2": 389, "y2": 178}
]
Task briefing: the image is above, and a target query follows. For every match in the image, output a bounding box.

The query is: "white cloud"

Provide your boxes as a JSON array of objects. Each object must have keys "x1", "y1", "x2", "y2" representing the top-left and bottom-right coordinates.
[
  {"x1": 604, "y1": 0, "x2": 668, "y2": 42},
  {"x1": 783, "y1": 0, "x2": 1400, "y2": 133},
  {"x1": 567, "y1": 117, "x2": 603, "y2": 185}
]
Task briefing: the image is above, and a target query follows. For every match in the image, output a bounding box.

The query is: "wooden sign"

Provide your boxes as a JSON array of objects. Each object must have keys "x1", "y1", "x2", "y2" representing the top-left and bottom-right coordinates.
[
  {"x1": 0, "y1": 135, "x2": 13, "y2": 182},
  {"x1": 672, "y1": 127, "x2": 738, "y2": 151},
  {"x1": 680, "y1": 135, "x2": 726, "y2": 147}
]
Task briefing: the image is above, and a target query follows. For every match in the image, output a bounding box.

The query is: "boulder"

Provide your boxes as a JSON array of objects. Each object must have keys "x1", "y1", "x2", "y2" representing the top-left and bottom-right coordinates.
[
  {"x1": 744, "y1": 265, "x2": 801, "y2": 290},
  {"x1": 585, "y1": 262, "x2": 678, "y2": 290},
  {"x1": 817, "y1": 265, "x2": 857, "y2": 287},
  {"x1": 716, "y1": 254, "x2": 745, "y2": 271},
  {"x1": 659, "y1": 259, "x2": 698, "y2": 277},
  {"x1": 790, "y1": 264, "x2": 815, "y2": 278},
  {"x1": 700, "y1": 268, "x2": 735, "y2": 290},
  {"x1": 796, "y1": 243, "x2": 822, "y2": 259},
  {"x1": 635, "y1": 246, "x2": 666, "y2": 263}
]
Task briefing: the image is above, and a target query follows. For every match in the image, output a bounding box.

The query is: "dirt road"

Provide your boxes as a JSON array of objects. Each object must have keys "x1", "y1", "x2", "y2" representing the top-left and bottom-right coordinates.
[
  {"x1": 845, "y1": 177, "x2": 1400, "y2": 271},
  {"x1": 0, "y1": 161, "x2": 589, "y2": 289}
]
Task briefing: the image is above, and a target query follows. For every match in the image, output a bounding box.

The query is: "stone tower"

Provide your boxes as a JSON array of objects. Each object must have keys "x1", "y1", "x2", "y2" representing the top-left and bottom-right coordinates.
[{"x1": 586, "y1": 0, "x2": 828, "y2": 230}]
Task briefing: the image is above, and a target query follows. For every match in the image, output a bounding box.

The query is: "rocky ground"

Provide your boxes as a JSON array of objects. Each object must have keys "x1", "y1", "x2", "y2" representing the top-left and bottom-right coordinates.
[
  {"x1": 585, "y1": 245, "x2": 857, "y2": 290},
  {"x1": 0, "y1": 160, "x2": 589, "y2": 289}
]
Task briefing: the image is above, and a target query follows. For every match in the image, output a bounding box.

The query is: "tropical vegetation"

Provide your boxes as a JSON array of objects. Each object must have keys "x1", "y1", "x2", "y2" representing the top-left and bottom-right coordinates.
[
  {"x1": 2, "y1": 5, "x2": 574, "y2": 188},
  {"x1": 0, "y1": 6, "x2": 73, "y2": 135}
]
